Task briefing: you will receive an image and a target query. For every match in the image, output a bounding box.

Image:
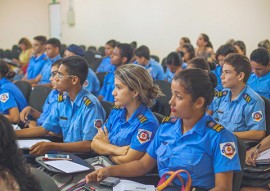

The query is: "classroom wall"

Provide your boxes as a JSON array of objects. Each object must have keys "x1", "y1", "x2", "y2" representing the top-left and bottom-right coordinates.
[{"x1": 1, "y1": 0, "x2": 270, "y2": 59}]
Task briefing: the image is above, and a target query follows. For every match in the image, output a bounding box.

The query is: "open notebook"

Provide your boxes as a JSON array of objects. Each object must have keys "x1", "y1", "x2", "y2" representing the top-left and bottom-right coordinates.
[
  {"x1": 17, "y1": 139, "x2": 51, "y2": 149},
  {"x1": 256, "y1": 148, "x2": 270, "y2": 164}
]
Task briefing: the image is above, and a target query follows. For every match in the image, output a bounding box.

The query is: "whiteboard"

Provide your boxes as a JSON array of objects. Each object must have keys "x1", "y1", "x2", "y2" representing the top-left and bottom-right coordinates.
[{"x1": 49, "y1": 3, "x2": 61, "y2": 39}]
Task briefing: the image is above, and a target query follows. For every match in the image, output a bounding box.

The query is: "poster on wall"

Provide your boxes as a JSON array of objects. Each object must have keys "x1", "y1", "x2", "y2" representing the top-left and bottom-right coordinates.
[{"x1": 49, "y1": 3, "x2": 61, "y2": 39}]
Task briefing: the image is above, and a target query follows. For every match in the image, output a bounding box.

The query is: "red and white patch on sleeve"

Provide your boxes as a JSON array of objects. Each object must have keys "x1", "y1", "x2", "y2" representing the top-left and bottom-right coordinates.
[
  {"x1": 220, "y1": 142, "x2": 236, "y2": 159},
  {"x1": 94, "y1": 119, "x2": 103, "y2": 129},
  {"x1": 137, "y1": 129, "x2": 152, "y2": 144},
  {"x1": 252, "y1": 111, "x2": 263, "y2": 122},
  {"x1": 0, "y1": 93, "x2": 9, "y2": 103}
]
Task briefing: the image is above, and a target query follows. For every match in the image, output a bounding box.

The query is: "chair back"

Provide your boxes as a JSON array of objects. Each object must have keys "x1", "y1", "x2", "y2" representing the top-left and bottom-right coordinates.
[
  {"x1": 29, "y1": 86, "x2": 51, "y2": 112},
  {"x1": 154, "y1": 80, "x2": 172, "y2": 116},
  {"x1": 31, "y1": 168, "x2": 60, "y2": 191},
  {"x1": 97, "y1": 72, "x2": 108, "y2": 88},
  {"x1": 14, "y1": 80, "x2": 32, "y2": 102},
  {"x1": 153, "y1": 112, "x2": 164, "y2": 124},
  {"x1": 260, "y1": 96, "x2": 270, "y2": 136},
  {"x1": 100, "y1": 100, "x2": 114, "y2": 119}
]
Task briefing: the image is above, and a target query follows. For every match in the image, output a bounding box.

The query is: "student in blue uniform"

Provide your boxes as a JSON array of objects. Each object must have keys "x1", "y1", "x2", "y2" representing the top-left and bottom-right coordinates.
[
  {"x1": 135, "y1": 45, "x2": 165, "y2": 80},
  {"x1": 20, "y1": 60, "x2": 61, "y2": 128},
  {"x1": 98, "y1": 43, "x2": 133, "y2": 102},
  {"x1": 26, "y1": 38, "x2": 61, "y2": 87},
  {"x1": 212, "y1": 44, "x2": 237, "y2": 91},
  {"x1": 64, "y1": 44, "x2": 100, "y2": 96},
  {"x1": 16, "y1": 56, "x2": 106, "y2": 155},
  {"x1": 247, "y1": 48, "x2": 270, "y2": 99},
  {"x1": 22, "y1": 36, "x2": 47, "y2": 81},
  {"x1": 96, "y1": 40, "x2": 117, "y2": 73},
  {"x1": 92, "y1": 64, "x2": 163, "y2": 164},
  {"x1": 164, "y1": 52, "x2": 183, "y2": 83},
  {"x1": 0, "y1": 61, "x2": 28, "y2": 123},
  {"x1": 86, "y1": 69, "x2": 241, "y2": 191},
  {"x1": 210, "y1": 53, "x2": 266, "y2": 141}
]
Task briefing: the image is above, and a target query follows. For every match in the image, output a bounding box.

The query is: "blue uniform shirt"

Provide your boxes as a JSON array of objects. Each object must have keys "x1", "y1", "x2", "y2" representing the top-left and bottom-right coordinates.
[
  {"x1": 147, "y1": 113, "x2": 241, "y2": 190},
  {"x1": 212, "y1": 65, "x2": 223, "y2": 91},
  {"x1": 164, "y1": 69, "x2": 174, "y2": 83},
  {"x1": 104, "y1": 104, "x2": 159, "y2": 152},
  {"x1": 83, "y1": 68, "x2": 100, "y2": 96},
  {"x1": 99, "y1": 70, "x2": 115, "y2": 102},
  {"x1": 247, "y1": 72, "x2": 270, "y2": 99},
  {"x1": 27, "y1": 53, "x2": 47, "y2": 79},
  {"x1": 42, "y1": 88, "x2": 106, "y2": 142},
  {"x1": 145, "y1": 59, "x2": 165, "y2": 81},
  {"x1": 39, "y1": 55, "x2": 61, "y2": 84},
  {"x1": 212, "y1": 86, "x2": 266, "y2": 132},
  {"x1": 0, "y1": 78, "x2": 28, "y2": 114},
  {"x1": 96, "y1": 56, "x2": 116, "y2": 73},
  {"x1": 36, "y1": 89, "x2": 59, "y2": 126}
]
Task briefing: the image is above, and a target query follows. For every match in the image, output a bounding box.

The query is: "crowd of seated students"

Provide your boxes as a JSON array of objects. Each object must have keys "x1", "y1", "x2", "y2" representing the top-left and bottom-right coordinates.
[{"x1": 1, "y1": 33, "x2": 270, "y2": 190}]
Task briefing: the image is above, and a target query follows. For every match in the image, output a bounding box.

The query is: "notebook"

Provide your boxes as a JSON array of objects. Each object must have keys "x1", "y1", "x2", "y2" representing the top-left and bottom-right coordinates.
[
  {"x1": 44, "y1": 160, "x2": 91, "y2": 173},
  {"x1": 256, "y1": 148, "x2": 270, "y2": 164}
]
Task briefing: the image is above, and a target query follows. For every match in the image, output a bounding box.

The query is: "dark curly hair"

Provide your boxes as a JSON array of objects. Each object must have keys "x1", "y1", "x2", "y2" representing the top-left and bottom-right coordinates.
[{"x1": 0, "y1": 115, "x2": 40, "y2": 191}]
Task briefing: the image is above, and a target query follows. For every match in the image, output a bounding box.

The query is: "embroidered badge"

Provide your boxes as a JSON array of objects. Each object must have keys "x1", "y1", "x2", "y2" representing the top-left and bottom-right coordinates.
[
  {"x1": 137, "y1": 129, "x2": 152, "y2": 144},
  {"x1": 252, "y1": 111, "x2": 263, "y2": 122},
  {"x1": 162, "y1": 116, "x2": 177, "y2": 124},
  {"x1": 215, "y1": 90, "x2": 227, "y2": 98},
  {"x1": 0, "y1": 93, "x2": 9, "y2": 103},
  {"x1": 138, "y1": 114, "x2": 147, "y2": 123},
  {"x1": 94, "y1": 119, "x2": 103, "y2": 129},
  {"x1": 207, "y1": 120, "x2": 224, "y2": 132},
  {"x1": 83, "y1": 96, "x2": 92, "y2": 107},
  {"x1": 113, "y1": 105, "x2": 120, "y2": 109},
  {"x1": 58, "y1": 94, "x2": 63, "y2": 102},
  {"x1": 220, "y1": 142, "x2": 236, "y2": 159},
  {"x1": 83, "y1": 80, "x2": 89, "y2": 87},
  {"x1": 243, "y1": 93, "x2": 252, "y2": 103}
]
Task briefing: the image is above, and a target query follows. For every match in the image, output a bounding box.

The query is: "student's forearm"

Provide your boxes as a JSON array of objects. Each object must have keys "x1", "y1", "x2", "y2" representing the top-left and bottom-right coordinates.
[
  {"x1": 92, "y1": 139, "x2": 121, "y2": 155},
  {"x1": 16, "y1": 127, "x2": 49, "y2": 138},
  {"x1": 234, "y1": 130, "x2": 265, "y2": 140},
  {"x1": 29, "y1": 108, "x2": 41, "y2": 119},
  {"x1": 256, "y1": 135, "x2": 270, "y2": 152},
  {"x1": 4, "y1": 114, "x2": 19, "y2": 124},
  {"x1": 49, "y1": 141, "x2": 92, "y2": 153}
]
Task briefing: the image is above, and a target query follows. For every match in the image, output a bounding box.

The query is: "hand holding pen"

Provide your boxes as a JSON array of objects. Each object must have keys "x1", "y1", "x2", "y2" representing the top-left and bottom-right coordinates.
[{"x1": 246, "y1": 143, "x2": 261, "y2": 166}]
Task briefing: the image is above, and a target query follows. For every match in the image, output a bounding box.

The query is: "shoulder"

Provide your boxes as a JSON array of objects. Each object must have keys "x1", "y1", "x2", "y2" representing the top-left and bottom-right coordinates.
[
  {"x1": 214, "y1": 89, "x2": 229, "y2": 99},
  {"x1": 161, "y1": 116, "x2": 178, "y2": 124},
  {"x1": 243, "y1": 86, "x2": 263, "y2": 104},
  {"x1": 206, "y1": 120, "x2": 225, "y2": 133}
]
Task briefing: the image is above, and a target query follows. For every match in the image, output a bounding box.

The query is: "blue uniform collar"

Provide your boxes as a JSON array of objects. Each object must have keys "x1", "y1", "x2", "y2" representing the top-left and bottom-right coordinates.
[
  {"x1": 120, "y1": 104, "x2": 147, "y2": 124},
  {"x1": 47, "y1": 54, "x2": 61, "y2": 64},
  {"x1": 255, "y1": 71, "x2": 270, "y2": 80},
  {"x1": 225, "y1": 86, "x2": 247, "y2": 103},
  {"x1": 177, "y1": 113, "x2": 208, "y2": 137},
  {"x1": 33, "y1": 52, "x2": 46, "y2": 60},
  {"x1": 0, "y1": 78, "x2": 8, "y2": 86},
  {"x1": 65, "y1": 88, "x2": 86, "y2": 107}
]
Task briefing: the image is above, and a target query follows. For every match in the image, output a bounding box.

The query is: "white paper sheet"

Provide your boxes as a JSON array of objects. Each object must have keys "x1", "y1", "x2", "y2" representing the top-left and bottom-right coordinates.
[
  {"x1": 113, "y1": 179, "x2": 155, "y2": 191},
  {"x1": 256, "y1": 148, "x2": 270, "y2": 164},
  {"x1": 17, "y1": 139, "x2": 51, "y2": 149},
  {"x1": 44, "y1": 160, "x2": 90, "y2": 173}
]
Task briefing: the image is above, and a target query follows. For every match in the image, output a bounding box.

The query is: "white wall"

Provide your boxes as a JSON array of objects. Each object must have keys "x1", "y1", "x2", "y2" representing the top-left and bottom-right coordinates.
[
  {"x1": 0, "y1": 0, "x2": 49, "y2": 49},
  {"x1": 1, "y1": 0, "x2": 270, "y2": 59}
]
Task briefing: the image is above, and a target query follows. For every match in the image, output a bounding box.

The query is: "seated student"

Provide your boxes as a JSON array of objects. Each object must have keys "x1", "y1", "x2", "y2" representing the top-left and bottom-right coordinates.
[
  {"x1": 86, "y1": 69, "x2": 241, "y2": 190},
  {"x1": 164, "y1": 52, "x2": 182, "y2": 83},
  {"x1": 25, "y1": 38, "x2": 61, "y2": 87},
  {"x1": 135, "y1": 45, "x2": 165, "y2": 81},
  {"x1": 244, "y1": 135, "x2": 270, "y2": 191},
  {"x1": 96, "y1": 40, "x2": 117, "y2": 73},
  {"x1": 212, "y1": 44, "x2": 237, "y2": 91},
  {"x1": 92, "y1": 64, "x2": 163, "y2": 164},
  {"x1": 195, "y1": 33, "x2": 215, "y2": 63},
  {"x1": 176, "y1": 37, "x2": 190, "y2": 53},
  {"x1": 247, "y1": 48, "x2": 270, "y2": 99},
  {"x1": 233, "y1": 40, "x2": 246, "y2": 55},
  {"x1": 21, "y1": 36, "x2": 47, "y2": 81},
  {"x1": 187, "y1": 57, "x2": 211, "y2": 72},
  {"x1": 15, "y1": 56, "x2": 106, "y2": 155},
  {"x1": 182, "y1": 43, "x2": 195, "y2": 69},
  {"x1": 0, "y1": 114, "x2": 40, "y2": 191},
  {"x1": 64, "y1": 44, "x2": 100, "y2": 96},
  {"x1": 98, "y1": 43, "x2": 133, "y2": 102},
  {"x1": 20, "y1": 60, "x2": 61, "y2": 128},
  {"x1": 0, "y1": 61, "x2": 28, "y2": 124},
  {"x1": 210, "y1": 53, "x2": 266, "y2": 141}
]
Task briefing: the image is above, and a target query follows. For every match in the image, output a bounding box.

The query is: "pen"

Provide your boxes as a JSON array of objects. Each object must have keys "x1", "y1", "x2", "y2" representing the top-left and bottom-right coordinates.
[
  {"x1": 252, "y1": 143, "x2": 261, "y2": 159},
  {"x1": 89, "y1": 186, "x2": 96, "y2": 191}
]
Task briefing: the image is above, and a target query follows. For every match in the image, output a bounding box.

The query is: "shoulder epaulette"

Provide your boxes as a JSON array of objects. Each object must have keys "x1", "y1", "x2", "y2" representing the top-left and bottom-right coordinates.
[
  {"x1": 206, "y1": 120, "x2": 224, "y2": 133},
  {"x1": 113, "y1": 105, "x2": 121, "y2": 109},
  {"x1": 138, "y1": 114, "x2": 148, "y2": 123},
  {"x1": 83, "y1": 96, "x2": 92, "y2": 107},
  {"x1": 215, "y1": 90, "x2": 228, "y2": 98},
  {"x1": 161, "y1": 116, "x2": 177, "y2": 124},
  {"x1": 58, "y1": 93, "x2": 64, "y2": 102},
  {"x1": 243, "y1": 93, "x2": 252, "y2": 103}
]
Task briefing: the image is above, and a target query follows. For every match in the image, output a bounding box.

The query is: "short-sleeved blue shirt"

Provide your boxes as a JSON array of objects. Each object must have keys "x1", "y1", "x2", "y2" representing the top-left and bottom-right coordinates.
[
  {"x1": 144, "y1": 59, "x2": 165, "y2": 81},
  {"x1": 83, "y1": 68, "x2": 100, "y2": 96},
  {"x1": 164, "y1": 69, "x2": 174, "y2": 83},
  {"x1": 147, "y1": 113, "x2": 241, "y2": 190},
  {"x1": 99, "y1": 70, "x2": 115, "y2": 102},
  {"x1": 39, "y1": 55, "x2": 61, "y2": 84},
  {"x1": 212, "y1": 86, "x2": 266, "y2": 132},
  {"x1": 27, "y1": 53, "x2": 47, "y2": 80},
  {"x1": 212, "y1": 65, "x2": 223, "y2": 91},
  {"x1": 247, "y1": 72, "x2": 270, "y2": 99},
  {"x1": 42, "y1": 88, "x2": 106, "y2": 142},
  {"x1": 104, "y1": 104, "x2": 159, "y2": 152},
  {"x1": 0, "y1": 78, "x2": 28, "y2": 114},
  {"x1": 96, "y1": 56, "x2": 116, "y2": 73}
]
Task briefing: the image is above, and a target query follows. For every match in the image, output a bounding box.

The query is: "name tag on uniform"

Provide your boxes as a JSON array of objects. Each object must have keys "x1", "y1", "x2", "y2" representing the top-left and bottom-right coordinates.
[{"x1": 59, "y1": 116, "x2": 68, "y2": 120}]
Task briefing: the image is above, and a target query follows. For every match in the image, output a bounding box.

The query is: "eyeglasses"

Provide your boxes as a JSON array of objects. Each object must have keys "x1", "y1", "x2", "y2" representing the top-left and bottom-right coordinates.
[
  {"x1": 51, "y1": 71, "x2": 58, "y2": 77},
  {"x1": 57, "y1": 72, "x2": 74, "y2": 79}
]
